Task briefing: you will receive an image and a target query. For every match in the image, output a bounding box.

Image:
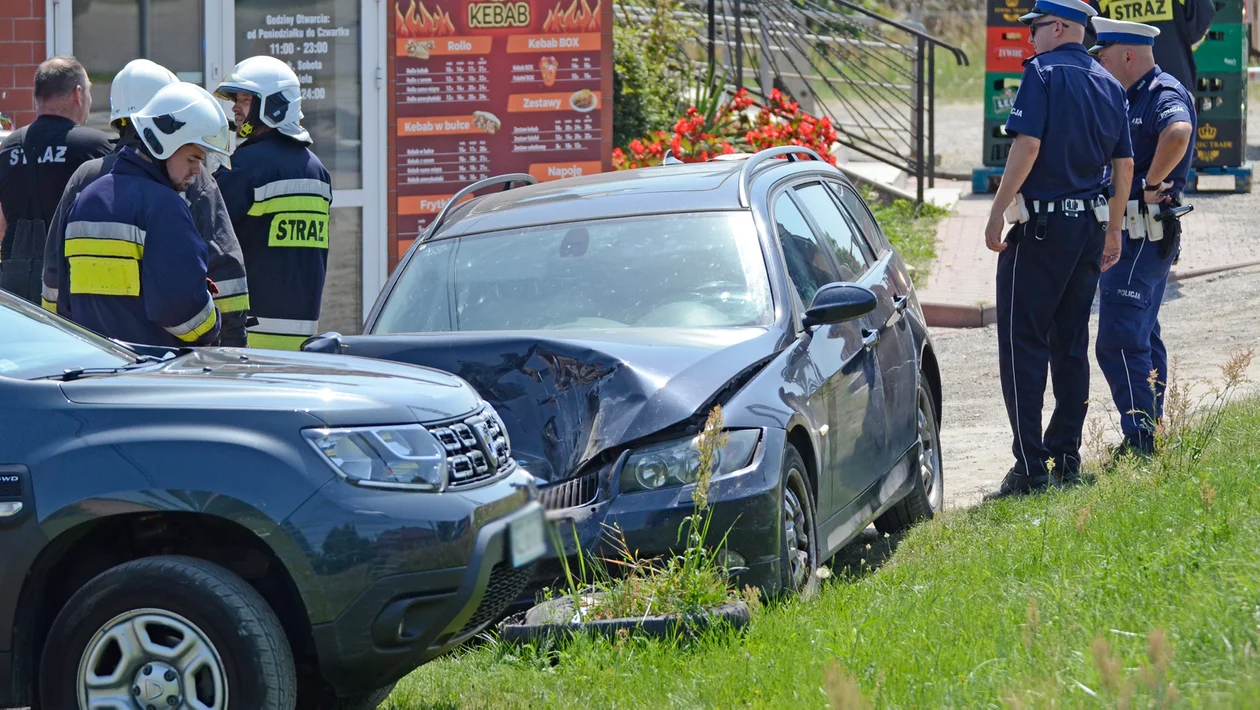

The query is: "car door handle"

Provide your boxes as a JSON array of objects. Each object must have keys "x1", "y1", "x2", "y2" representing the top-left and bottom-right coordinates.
[
  {"x1": 893, "y1": 295, "x2": 909, "y2": 313},
  {"x1": 862, "y1": 328, "x2": 880, "y2": 348}
]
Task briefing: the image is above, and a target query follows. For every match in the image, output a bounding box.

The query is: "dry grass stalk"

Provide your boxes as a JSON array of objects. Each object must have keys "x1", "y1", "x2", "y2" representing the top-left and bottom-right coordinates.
[
  {"x1": 1075, "y1": 506, "x2": 1091, "y2": 532},
  {"x1": 1200, "y1": 476, "x2": 1217, "y2": 509},
  {"x1": 823, "y1": 659, "x2": 872, "y2": 710},
  {"x1": 1022, "y1": 596, "x2": 1040, "y2": 648},
  {"x1": 1091, "y1": 636, "x2": 1122, "y2": 695}
]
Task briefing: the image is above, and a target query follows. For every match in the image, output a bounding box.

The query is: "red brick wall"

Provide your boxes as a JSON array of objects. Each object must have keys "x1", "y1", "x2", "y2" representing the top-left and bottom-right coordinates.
[{"x1": 0, "y1": 0, "x2": 45, "y2": 130}]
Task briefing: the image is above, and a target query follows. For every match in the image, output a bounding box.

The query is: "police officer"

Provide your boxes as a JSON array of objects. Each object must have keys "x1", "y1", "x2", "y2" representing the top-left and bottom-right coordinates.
[
  {"x1": 1090, "y1": 18, "x2": 1196, "y2": 456},
  {"x1": 41, "y1": 59, "x2": 252, "y2": 347},
  {"x1": 59, "y1": 83, "x2": 230, "y2": 347},
  {"x1": 0, "y1": 57, "x2": 113, "y2": 304},
  {"x1": 213, "y1": 56, "x2": 332, "y2": 350},
  {"x1": 1088, "y1": 0, "x2": 1215, "y2": 90},
  {"x1": 984, "y1": 0, "x2": 1135, "y2": 499}
]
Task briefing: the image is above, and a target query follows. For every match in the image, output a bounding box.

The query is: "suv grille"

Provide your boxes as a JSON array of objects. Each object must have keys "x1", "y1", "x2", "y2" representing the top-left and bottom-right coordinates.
[
  {"x1": 430, "y1": 408, "x2": 512, "y2": 487},
  {"x1": 538, "y1": 471, "x2": 599, "y2": 511},
  {"x1": 457, "y1": 562, "x2": 535, "y2": 639}
]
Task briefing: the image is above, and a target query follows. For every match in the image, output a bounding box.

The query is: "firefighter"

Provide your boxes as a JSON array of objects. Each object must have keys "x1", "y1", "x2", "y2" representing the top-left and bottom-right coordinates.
[
  {"x1": 214, "y1": 56, "x2": 332, "y2": 350},
  {"x1": 42, "y1": 59, "x2": 251, "y2": 346},
  {"x1": 58, "y1": 82, "x2": 229, "y2": 347}
]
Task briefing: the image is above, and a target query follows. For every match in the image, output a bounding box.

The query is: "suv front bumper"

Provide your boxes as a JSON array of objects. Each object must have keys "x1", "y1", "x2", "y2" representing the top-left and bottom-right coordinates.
[{"x1": 309, "y1": 501, "x2": 543, "y2": 694}]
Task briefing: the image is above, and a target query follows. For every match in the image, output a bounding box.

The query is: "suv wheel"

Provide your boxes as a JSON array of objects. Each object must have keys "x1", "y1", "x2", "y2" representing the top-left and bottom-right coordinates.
[
  {"x1": 778, "y1": 445, "x2": 818, "y2": 594},
  {"x1": 875, "y1": 379, "x2": 943, "y2": 535},
  {"x1": 39, "y1": 555, "x2": 296, "y2": 709}
]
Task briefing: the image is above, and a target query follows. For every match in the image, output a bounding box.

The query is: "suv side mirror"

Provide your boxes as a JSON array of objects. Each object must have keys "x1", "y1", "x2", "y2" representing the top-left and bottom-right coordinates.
[
  {"x1": 802, "y1": 283, "x2": 877, "y2": 329},
  {"x1": 301, "y1": 332, "x2": 344, "y2": 354}
]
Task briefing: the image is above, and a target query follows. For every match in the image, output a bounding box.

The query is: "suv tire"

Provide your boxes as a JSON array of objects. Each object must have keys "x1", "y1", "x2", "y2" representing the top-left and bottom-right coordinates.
[
  {"x1": 875, "y1": 378, "x2": 943, "y2": 535},
  {"x1": 39, "y1": 555, "x2": 296, "y2": 709}
]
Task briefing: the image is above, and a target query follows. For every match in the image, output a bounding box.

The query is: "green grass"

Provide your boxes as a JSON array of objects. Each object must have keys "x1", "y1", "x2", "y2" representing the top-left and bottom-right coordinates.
[
  {"x1": 384, "y1": 395, "x2": 1260, "y2": 708},
  {"x1": 873, "y1": 197, "x2": 947, "y2": 282}
]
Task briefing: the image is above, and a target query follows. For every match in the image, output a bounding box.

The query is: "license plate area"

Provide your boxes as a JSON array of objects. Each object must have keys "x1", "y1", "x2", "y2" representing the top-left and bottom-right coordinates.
[{"x1": 509, "y1": 507, "x2": 546, "y2": 568}]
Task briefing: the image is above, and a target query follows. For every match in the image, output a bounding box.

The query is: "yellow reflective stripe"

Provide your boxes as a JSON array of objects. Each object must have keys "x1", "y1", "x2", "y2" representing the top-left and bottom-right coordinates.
[
  {"x1": 65, "y1": 238, "x2": 144, "y2": 260},
  {"x1": 214, "y1": 293, "x2": 251, "y2": 313},
  {"x1": 41, "y1": 298, "x2": 56, "y2": 312},
  {"x1": 247, "y1": 196, "x2": 331, "y2": 216},
  {"x1": 247, "y1": 332, "x2": 309, "y2": 350},
  {"x1": 167, "y1": 303, "x2": 218, "y2": 343},
  {"x1": 68, "y1": 256, "x2": 141, "y2": 297}
]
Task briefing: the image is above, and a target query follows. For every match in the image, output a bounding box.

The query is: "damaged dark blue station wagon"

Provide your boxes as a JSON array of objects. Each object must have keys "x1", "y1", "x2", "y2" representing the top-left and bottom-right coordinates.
[{"x1": 306, "y1": 147, "x2": 946, "y2": 594}]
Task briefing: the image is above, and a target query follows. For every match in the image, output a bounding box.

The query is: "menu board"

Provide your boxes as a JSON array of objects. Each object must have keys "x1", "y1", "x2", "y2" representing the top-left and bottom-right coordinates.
[{"x1": 388, "y1": 0, "x2": 613, "y2": 263}]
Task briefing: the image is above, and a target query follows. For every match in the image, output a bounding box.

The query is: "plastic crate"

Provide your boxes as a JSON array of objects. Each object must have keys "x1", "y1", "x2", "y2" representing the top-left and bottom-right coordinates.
[
  {"x1": 1194, "y1": 23, "x2": 1248, "y2": 73},
  {"x1": 984, "y1": 73, "x2": 1023, "y2": 122},
  {"x1": 986, "y1": 26, "x2": 1033, "y2": 73},
  {"x1": 983, "y1": 120, "x2": 1014, "y2": 167},
  {"x1": 1195, "y1": 72, "x2": 1248, "y2": 120},
  {"x1": 1193, "y1": 118, "x2": 1245, "y2": 167},
  {"x1": 987, "y1": 0, "x2": 1037, "y2": 27}
]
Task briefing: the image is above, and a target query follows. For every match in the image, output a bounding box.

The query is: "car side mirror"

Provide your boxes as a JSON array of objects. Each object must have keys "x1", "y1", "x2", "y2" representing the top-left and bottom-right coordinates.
[
  {"x1": 802, "y1": 283, "x2": 877, "y2": 329},
  {"x1": 301, "y1": 331, "x2": 344, "y2": 354}
]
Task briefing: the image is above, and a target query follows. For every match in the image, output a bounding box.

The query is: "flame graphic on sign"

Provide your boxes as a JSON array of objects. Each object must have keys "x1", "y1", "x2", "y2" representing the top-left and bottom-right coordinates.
[
  {"x1": 542, "y1": 0, "x2": 601, "y2": 32},
  {"x1": 396, "y1": 0, "x2": 457, "y2": 37}
]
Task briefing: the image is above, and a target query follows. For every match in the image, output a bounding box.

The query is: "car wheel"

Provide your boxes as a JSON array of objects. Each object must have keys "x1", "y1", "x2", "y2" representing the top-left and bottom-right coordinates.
[
  {"x1": 39, "y1": 555, "x2": 296, "y2": 709},
  {"x1": 778, "y1": 445, "x2": 819, "y2": 594},
  {"x1": 875, "y1": 378, "x2": 943, "y2": 535},
  {"x1": 318, "y1": 684, "x2": 397, "y2": 710}
]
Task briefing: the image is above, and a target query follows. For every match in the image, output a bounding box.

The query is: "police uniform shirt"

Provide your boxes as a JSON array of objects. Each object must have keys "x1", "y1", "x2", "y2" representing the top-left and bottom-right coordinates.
[
  {"x1": 0, "y1": 116, "x2": 113, "y2": 260},
  {"x1": 1005, "y1": 43, "x2": 1133, "y2": 202},
  {"x1": 1126, "y1": 66, "x2": 1195, "y2": 198},
  {"x1": 1088, "y1": 0, "x2": 1216, "y2": 88}
]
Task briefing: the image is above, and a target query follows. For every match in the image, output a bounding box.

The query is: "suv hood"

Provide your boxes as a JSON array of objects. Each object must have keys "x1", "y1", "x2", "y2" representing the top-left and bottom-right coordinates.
[
  {"x1": 59, "y1": 348, "x2": 482, "y2": 427},
  {"x1": 336, "y1": 328, "x2": 783, "y2": 482}
]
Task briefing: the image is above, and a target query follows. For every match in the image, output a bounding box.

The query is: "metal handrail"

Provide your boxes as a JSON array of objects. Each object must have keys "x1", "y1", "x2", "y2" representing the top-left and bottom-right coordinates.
[
  {"x1": 738, "y1": 146, "x2": 824, "y2": 207},
  {"x1": 420, "y1": 173, "x2": 537, "y2": 243}
]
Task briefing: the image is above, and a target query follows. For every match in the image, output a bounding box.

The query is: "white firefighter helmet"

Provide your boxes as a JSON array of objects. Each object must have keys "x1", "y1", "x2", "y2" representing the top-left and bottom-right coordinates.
[
  {"x1": 132, "y1": 83, "x2": 231, "y2": 160},
  {"x1": 109, "y1": 59, "x2": 179, "y2": 127},
  {"x1": 214, "y1": 55, "x2": 311, "y2": 144}
]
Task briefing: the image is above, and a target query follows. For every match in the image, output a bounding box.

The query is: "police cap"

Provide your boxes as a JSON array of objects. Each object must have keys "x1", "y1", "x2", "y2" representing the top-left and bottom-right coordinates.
[
  {"x1": 1088, "y1": 17, "x2": 1160, "y2": 55},
  {"x1": 1019, "y1": 0, "x2": 1097, "y2": 26}
]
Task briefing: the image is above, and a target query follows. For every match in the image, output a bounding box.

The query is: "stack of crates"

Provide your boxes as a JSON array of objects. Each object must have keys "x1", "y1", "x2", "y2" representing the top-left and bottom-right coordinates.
[
  {"x1": 973, "y1": 0, "x2": 1037, "y2": 194},
  {"x1": 1188, "y1": 0, "x2": 1251, "y2": 192}
]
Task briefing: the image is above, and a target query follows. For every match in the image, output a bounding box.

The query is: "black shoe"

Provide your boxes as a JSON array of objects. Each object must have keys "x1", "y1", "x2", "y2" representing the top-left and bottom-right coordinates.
[
  {"x1": 984, "y1": 468, "x2": 1051, "y2": 501},
  {"x1": 1109, "y1": 439, "x2": 1154, "y2": 463},
  {"x1": 1050, "y1": 454, "x2": 1083, "y2": 488}
]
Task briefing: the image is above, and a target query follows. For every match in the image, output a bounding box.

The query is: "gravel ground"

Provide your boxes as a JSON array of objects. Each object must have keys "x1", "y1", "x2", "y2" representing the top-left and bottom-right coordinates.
[{"x1": 933, "y1": 266, "x2": 1260, "y2": 507}]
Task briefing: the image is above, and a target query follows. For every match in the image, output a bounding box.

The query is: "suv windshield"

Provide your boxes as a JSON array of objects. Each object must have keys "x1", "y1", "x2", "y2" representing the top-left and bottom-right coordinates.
[
  {"x1": 375, "y1": 212, "x2": 774, "y2": 333},
  {"x1": 0, "y1": 294, "x2": 137, "y2": 379}
]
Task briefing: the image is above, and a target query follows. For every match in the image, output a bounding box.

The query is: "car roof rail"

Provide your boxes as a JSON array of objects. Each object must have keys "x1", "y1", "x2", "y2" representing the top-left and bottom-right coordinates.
[
  {"x1": 737, "y1": 146, "x2": 824, "y2": 207},
  {"x1": 421, "y1": 173, "x2": 538, "y2": 242}
]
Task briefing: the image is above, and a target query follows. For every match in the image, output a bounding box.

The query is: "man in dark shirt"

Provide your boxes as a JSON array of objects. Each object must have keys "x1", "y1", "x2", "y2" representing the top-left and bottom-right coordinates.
[
  {"x1": 0, "y1": 57, "x2": 113, "y2": 304},
  {"x1": 1088, "y1": 0, "x2": 1216, "y2": 89}
]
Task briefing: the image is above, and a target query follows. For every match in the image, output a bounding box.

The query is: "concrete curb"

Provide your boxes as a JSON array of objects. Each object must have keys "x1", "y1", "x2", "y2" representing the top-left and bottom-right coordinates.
[
  {"x1": 921, "y1": 301, "x2": 997, "y2": 328},
  {"x1": 922, "y1": 260, "x2": 1260, "y2": 328}
]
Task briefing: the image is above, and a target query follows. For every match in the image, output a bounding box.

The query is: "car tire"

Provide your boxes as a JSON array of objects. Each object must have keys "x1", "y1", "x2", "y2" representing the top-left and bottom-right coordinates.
[
  {"x1": 778, "y1": 445, "x2": 819, "y2": 594},
  {"x1": 39, "y1": 555, "x2": 296, "y2": 710},
  {"x1": 875, "y1": 378, "x2": 943, "y2": 535}
]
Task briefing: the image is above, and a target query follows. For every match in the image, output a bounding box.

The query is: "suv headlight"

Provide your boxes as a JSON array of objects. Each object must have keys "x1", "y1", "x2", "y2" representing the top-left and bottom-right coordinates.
[
  {"x1": 303, "y1": 425, "x2": 448, "y2": 491},
  {"x1": 620, "y1": 430, "x2": 760, "y2": 494}
]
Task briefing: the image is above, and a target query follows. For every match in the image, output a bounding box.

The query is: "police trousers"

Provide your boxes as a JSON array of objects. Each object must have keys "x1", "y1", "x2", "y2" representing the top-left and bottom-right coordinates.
[
  {"x1": 997, "y1": 209, "x2": 1104, "y2": 477},
  {"x1": 1095, "y1": 233, "x2": 1172, "y2": 451}
]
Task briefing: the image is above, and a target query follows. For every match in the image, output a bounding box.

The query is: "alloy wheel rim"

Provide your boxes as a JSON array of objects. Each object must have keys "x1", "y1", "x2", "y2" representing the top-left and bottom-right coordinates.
[
  {"x1": 783, "y1": 471, "x2": 812, "y2": 589},
  {"x1": 77, "y1": 608, "x2": 227, "y2": 710},
  {"x1": 918, "y1": 389, "x2": 942, "y2": 510}
]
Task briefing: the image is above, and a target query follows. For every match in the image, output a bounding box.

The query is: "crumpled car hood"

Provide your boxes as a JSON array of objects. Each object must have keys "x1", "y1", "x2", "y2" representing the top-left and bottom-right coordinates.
[{"x1": 338, "y1": 327, "x2": 782, "y2": 482}]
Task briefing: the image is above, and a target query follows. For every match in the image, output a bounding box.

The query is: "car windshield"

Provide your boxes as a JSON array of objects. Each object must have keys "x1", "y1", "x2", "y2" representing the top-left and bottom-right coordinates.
[
  {"x1": 0, "y1": 294, "x2": 138, "y2": 379},
  {"x1": 375, "y1": 212, "x2": 774, "y2": 333}
]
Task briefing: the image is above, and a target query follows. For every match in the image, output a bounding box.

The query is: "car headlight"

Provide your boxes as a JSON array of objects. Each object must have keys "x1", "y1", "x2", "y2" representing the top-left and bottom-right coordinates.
[
  {"x1": 303, "y1": 425, "x2": 448, "y2": 491},
  {"x1": 620, "y1": 430, "x2": 760, "y2": 494}
]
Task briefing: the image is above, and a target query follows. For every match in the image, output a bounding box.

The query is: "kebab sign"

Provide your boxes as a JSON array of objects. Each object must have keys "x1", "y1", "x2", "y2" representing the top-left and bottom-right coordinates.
[{"x1": 390, "y1": 0, "x2": 612, "y2": 260}]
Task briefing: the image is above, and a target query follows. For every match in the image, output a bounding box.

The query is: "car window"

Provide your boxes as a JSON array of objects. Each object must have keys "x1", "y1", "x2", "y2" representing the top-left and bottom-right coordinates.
[
  {"x1": 794, "y1": 182, "x2": 867, "y2": 279},
  {"x1": 771, "y1": 192, "x2": 842, "y2": 309},
  {"x1": 829, "y1": 181, "x2": 888, "y2": 257},
  {"x1": 0, "y1": 295, "x2": 135, "y2": 379},
  {"x1": 374, "y1": 212, "x2": 774, "y2": 333}
]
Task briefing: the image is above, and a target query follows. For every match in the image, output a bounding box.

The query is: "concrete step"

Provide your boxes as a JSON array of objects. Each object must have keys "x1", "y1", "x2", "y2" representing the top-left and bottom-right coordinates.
[{"x1": 839, "y1": 161, "x2": 908, "y2": 189}]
